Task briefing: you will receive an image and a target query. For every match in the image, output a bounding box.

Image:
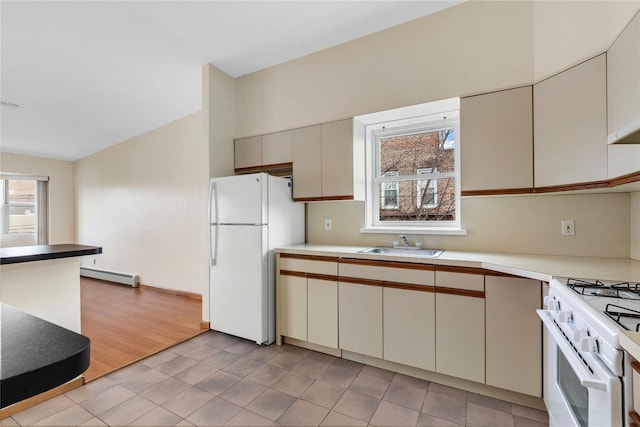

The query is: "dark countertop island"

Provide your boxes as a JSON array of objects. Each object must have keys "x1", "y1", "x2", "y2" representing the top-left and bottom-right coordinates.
[
  {"x1": 0, "y1": 303, "x2": 91, "y2": 408},
  {"x1": 0, "y1": 244, "x2": 102, "y2": 265}
]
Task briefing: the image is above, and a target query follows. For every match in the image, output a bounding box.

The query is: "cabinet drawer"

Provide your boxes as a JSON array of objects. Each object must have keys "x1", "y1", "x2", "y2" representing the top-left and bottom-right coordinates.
[
  {"x1": 435, "y1": 270, "x2": 484, "y2": 292},
  {"x1": 280, "y1": 254, "x2": 338, "y2": 276},
  {"x1": 339, "y1": 259, "x2": 434, "y2": 286}
]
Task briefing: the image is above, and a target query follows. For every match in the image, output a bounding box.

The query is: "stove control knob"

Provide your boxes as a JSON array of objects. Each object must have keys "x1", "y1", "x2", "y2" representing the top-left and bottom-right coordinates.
[
  {"x1": 573, "y1": 328, "x2": 588, "y2": 342},
  {"x1": 546, "y1": 299, "x2": 560, "y2": 311},
  {"x1": 557, "y1": 310, "x2": 572, "y2": 323},
  {"x1": 580, "y1": 337, "x2": 598, "y2": 353}
]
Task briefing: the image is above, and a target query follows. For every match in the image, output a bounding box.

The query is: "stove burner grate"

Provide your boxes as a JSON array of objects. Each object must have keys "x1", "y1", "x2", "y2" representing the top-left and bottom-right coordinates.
[
  {"x1": 604, "y1": 303, "x2": 640, "y2": 331},
  {"x1": 567, "y1": 278, "x2": 640, "y2": 299}
]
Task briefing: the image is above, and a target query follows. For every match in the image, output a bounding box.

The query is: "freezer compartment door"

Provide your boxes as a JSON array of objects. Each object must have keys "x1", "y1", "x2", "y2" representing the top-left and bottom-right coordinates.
[
  {"x1": 210, "y1": 174, "x2": 267, "y2": 225},
  {"x1": 210, "y1": 224, "x2": 269, "y2": 343}
]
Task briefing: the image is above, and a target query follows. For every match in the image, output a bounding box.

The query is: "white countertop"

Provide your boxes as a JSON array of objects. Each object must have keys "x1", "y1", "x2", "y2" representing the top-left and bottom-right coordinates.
[{"x1": 276, "y1": 244, "x2": 640, "y2": 283}]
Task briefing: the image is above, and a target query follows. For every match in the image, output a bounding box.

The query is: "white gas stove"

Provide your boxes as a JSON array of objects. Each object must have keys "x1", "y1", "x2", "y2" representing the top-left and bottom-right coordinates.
[{"x1": 539, "y1": 277, "x2": 637, "y2": 427}]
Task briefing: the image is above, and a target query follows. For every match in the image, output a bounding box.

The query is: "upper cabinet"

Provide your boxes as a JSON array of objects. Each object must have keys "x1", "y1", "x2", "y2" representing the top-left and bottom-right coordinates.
[
  {"x1": 234, "y1": 136, "x2": 262, "y2": 171},
  {"x1": 608, "y1": 12, "x2": 640, "y2": 145},
  {"x1": 533, "y1": 54, "x2": 608, "y2": 189},
  {"x1": 292, "y1": 125, "x2": 323, "y2": 200},
  {"x1": 293, "y1": 119, "x2": 361, "y2": 202},
  {"x1": 460, "y1": 86, "x2": 533, "y2": 195},
  {"x1": 234, "y1": 130, "x2": 293, "y2": 173}
]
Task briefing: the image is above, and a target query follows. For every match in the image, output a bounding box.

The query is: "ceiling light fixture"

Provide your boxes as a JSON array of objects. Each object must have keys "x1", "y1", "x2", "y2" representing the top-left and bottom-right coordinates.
[{"x1": 0, "y1": 101, "x2": 21, "y2": 109}]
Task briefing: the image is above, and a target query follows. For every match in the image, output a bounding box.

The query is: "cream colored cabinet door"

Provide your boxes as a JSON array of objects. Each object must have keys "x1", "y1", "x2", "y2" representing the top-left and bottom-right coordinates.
[
  {"x1": 262, "y1": 130, "x2": 293, "y2": 166},
  {"x1": 607, "y1": 12, "x2": 640, "y2": 176},
  {"x1": 534, "y1": 54, "x2": 607, "y2": 188},
  {"x1": 607, "y1": 12, "x2": 640, "y2": 144},
  {"x1": 338, "y1": 281, "x2": 383, "y2": 358},
  {"x1": 485, "y1": 275, "x2": 542, "y2": 397},
  {"x1": 234, "y1": 136, "x2": 262, "y2": 170},
  {"x1": 435, "y1": 271, "x2": 485, "y2": 383},
  {"x1": 307, "y1": 278, "x2": 338, "y2": 349},
  {"x1": 383, "y1": 287, "x2": 435, "y2": 371},
  {"x1": 461, "y1": 86, "x2": 533, "y2": 193},
  {"x1": 279, "y1": 273, "x2": 307, "y2": 341},
  {"x1": 321, "y1": 119, "x2": 353, "y2": 199},
  {"x1": 292, "y1": 125, "x2": 322, "y2": 200}
]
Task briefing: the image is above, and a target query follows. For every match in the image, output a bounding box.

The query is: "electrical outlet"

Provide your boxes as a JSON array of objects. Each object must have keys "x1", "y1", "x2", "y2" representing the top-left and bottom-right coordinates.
[
  {"x1": 324, "y1": 219, "x2": 332, "y2": 231},
  {"x1": 561, "y1": 220, "x2": 575, "y2": 236}
]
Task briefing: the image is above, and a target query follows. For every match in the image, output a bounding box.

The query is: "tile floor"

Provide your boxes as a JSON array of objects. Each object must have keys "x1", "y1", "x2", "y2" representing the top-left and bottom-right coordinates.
[{"x1": 3, "y1": 331, "x2": 549, "y2": 426}]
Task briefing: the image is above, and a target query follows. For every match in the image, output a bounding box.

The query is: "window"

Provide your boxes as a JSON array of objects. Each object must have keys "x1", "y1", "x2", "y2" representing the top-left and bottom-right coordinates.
[
  {"x1": 0, "y1": 174, "x2": 49, "y2": 247},
  {"x1": 381, "y1": 171, "x2": 399, "y2": 209},
  {"x1": 357, "y1": 98, "x2": 464, "y2": 234}
]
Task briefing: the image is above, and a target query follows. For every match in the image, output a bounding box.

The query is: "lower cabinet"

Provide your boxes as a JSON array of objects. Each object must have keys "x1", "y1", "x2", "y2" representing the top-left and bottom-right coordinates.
[
  {"x1": 338, "y1": 280, "x2": 383, "y2": 358},
  {"x1": 435, "y1": 269, "x2": 486, "y2": 384},
  {"x1": 278, "y1": 254, "x2": 338, "y2": 349},
  {"x1": 307, "y1": 278, "x2": 338, "y2": 348},
  {"x1": 383, "y1": 286, "x2": 435, "y2": 371},
  {"x1": 485, "y1": 275, "x2": 542, "y2": 397},
  {"x1": 279, "y1": 273, "x2": 307, "y2": 341},
  {"x1": 277, "y1": 252, "x2": 543, "y2": 398}
]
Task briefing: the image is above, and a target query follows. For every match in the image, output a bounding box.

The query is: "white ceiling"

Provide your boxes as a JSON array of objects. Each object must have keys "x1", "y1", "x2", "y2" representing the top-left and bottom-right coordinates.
[{"x1": 0, "y1": 1, "x2": 462, "y2": 162}]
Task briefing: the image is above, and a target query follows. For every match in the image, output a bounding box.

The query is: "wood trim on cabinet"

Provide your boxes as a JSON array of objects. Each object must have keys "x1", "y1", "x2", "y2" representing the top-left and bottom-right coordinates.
[
  {"x1": 279, "y1": 253, "x2": 339, "y2": 263},
  {"x1": 200, "y1": 321, "x2": 210, "y2": 330},
  {"x1": 339, "y1": 276, "x2": 382, "y2": 287},
  {"x1": 382, "y1": 282, "x2": 435, "y2": 293},
  {"x1": 235, "y1": 162, "x2": 293, "y2": 174},
  {"x1": 435, "y1": 265, "x2": 486, "y2": 275},
  {"x1": 307, "y1": 273, "x2": 338, "y2": 282},
  {"x1": 461, "y1": 171, "x2": 640, "y2": 196},
  {"x1": 462, "y1": 188, "x2": 535, "y2": 197},
  {"x1": 534, "y1": 180, "x2": 611, "y2": 193},
  {"x1": 435, "y1": 286, "x2": 485, "y2": 298},
  {"x1": 280, "y1": 270, "x2": 337, "y2": 282},
  {"x1": 280, "y1": 270, "x2": 308, "y2": 278},
  {"x1": 630, "y1": 410, "x2": 640, "y2": 427},
  {"x1": 293, "y1": 195, "x2": 354, "y2": 202},
  {"x1": 610, "y1": 171, "x2": 640, "y2": 186},
  {"x1": 339, "y1": 258, "x2": 435, "y2": 271},
  {"x1": 631, "y1": 360, "x2": 640, "y2": 374}
]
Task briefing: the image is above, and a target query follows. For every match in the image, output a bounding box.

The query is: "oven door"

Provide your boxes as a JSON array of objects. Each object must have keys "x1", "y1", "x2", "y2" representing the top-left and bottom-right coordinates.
[{"x1": 538, "y1": 310, "x2": 622, "y2": 427}]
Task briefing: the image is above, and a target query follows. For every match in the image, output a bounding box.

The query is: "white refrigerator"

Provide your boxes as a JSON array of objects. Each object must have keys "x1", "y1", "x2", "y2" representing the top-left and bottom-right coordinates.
[{"x1": 209, "y1": 173, "x2": 305, "y2": 344}]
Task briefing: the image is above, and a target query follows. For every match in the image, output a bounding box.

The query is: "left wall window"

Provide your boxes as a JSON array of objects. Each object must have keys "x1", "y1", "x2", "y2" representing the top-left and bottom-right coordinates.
[{"x1": 0, "y1": 174, "x2": 49, "y2": 247}]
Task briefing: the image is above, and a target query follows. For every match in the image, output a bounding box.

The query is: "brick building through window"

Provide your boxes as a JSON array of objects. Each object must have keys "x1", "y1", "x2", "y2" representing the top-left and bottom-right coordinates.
[{"x1": 378, "y1": 129, "x2": 455, "y2": 222}]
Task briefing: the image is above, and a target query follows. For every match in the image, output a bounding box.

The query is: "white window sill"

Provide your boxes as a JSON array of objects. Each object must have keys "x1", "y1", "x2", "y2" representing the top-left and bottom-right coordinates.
[{"x1": 360, "y1": 226, "x2": 467, "y2": 236}]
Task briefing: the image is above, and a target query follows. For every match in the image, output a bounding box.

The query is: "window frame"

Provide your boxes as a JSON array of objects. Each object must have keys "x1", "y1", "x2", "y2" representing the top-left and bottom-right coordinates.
[
  {"x1": 358, "y1": 101, "x2": 466, "y2": 235},
  {"x1": 417, "y1": 167, "x2": 438, "y2": 209}
]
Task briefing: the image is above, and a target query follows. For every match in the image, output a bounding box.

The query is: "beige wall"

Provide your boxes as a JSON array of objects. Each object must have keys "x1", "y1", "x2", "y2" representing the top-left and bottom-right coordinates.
[
  {"x1": 0, "y1": 151, "x2": 75, "y2": 244},
  {"x1": 235, "y1": 0, "x2": 534, "y2": 138},
  {"x1": 201, "y1": 64, "x2": 237, "y2": 321},
  {"x1": 230, "y1": 0, "x2": 639, "y2": 259},
  {"x1": 308, "y1": 194, "x2": 630, "y2": 258},
  {"x1": 632, "y1": 192, "x2": 640, "y2": 261},
  {"x1": 74, "y1": 112, "x2": 207, "y2": 294}
]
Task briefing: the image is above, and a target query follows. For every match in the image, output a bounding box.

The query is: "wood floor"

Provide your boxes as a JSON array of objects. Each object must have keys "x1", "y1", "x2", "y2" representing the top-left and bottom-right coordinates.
[{"x1": 80, "y1": 277, "x2": 203, "y2": 381}]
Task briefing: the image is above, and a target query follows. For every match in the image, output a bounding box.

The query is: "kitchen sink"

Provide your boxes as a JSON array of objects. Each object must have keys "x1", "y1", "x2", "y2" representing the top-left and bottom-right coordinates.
[{"x1": 358, "y1": 247, "x2": 443, "y2": 258}]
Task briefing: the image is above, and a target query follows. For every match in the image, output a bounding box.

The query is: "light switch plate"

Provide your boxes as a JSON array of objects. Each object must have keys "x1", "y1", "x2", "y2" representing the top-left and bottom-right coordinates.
[{"x1": 324, "y1": 219, "x2": 332, "y2": 231}]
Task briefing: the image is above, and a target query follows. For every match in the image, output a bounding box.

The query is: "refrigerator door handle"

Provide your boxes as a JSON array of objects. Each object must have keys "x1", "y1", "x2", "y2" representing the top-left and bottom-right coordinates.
[
  {"x1": 209, "y1": 181, "x2": 217, "y2": 224},
  {"x1": 210, "y1": 224, "x2": 218, "y2": 266}
]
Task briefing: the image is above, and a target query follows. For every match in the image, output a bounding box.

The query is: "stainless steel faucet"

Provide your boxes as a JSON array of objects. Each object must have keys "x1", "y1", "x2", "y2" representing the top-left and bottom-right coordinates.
[{"x1": 399, "y1": 235, "x2": 410, "y2": 247}]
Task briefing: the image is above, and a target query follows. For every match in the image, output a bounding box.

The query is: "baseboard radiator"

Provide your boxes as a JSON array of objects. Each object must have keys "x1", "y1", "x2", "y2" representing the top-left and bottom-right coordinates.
[{"x1": 80, "y1": 267, "x2": 139, "y2": 287}]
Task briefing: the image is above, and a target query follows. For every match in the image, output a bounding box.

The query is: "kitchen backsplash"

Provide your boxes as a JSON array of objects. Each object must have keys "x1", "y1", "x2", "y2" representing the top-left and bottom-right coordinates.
[{"x1": 307, "y1": 192, "x2": 632, "y2": 259}]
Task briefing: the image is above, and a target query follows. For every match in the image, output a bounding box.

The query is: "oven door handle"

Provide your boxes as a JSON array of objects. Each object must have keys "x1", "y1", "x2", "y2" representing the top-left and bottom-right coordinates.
[{"x1": 537, "y1": 309, "x2": 608, "y2": 392}]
